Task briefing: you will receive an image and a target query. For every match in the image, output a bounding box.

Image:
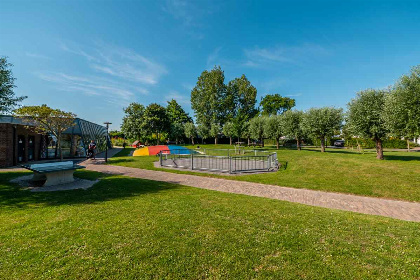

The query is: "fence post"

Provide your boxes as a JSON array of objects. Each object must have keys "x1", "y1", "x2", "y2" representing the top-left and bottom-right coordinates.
[
  {"x1": 159, "y1": 152, "x2": 162, "y2": 166},
  {"x1": 229, "y1": 156, "x2": 232, "y2": 174},
  {"x1": 191, "y1": 153, "x2": 194, "y2": 170}
]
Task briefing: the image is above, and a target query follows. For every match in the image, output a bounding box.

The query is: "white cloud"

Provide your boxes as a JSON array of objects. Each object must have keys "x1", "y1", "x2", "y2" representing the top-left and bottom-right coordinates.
[
  {"x1": 25, "y1": 52, "x2": 50, "y2": 59},
  {"x1": 37, "y1": 42, "x2": 166, "y2": 104},
  {"x1": 244, "y1": 44, "x2": 329, "y2": 68}
]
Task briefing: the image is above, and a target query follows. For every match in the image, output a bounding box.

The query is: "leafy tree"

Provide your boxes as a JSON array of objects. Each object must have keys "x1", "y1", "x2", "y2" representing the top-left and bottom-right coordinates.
[
  {"x1": 191, "y1": 66, "x2": 227, "y2": 130},
  {"x1": 144, "y1": 103, "x2": 170, "y2": 145},
  {"x1": 166, "y1": 99, "x2": 192, "y2": 124},
  {"x1": 197, "y1": 124, "x2": 210, "y2": 144},
  {"x1": 301, "y1": 107, "x2": 343, "y2": 153},
  {"x1": 109, "y1": 130, "x2": 125, "y2": 138},
  {"x1": 249, "y1": 116, "x2": 267, "y2": 147},
  {"x1": 383, "y1": 66, "x2": 420, "y2": 151},
  {"x1": 226, "y1": 75, "x2": 258, "y2": 139},
  {"x1": 347, "y1": 90, "x2": 388, "y2": 159},
  {"x1": 264, "y1": 115, "x2": 283, "y2": 149},
  {"x1": 282, "y1": 110, "x2": 305, "y2": 150},
  {"x1": 260, "y1": 94, "x2": 295, "y2": 116},
  {"x1": 209, "y1": 123, "x2": 221, "y2": 144},
  {"x1": 241, "y1": 121, "x2": 252, "y2": 146},
  {"x1": 14, "y1": 104, "x2": 76, "y2": 161},
  {"x1": 0, "y1": 57, "x2": 26, "y2": 113},
  {"x1": 183, "y1": 122, "x2": 196, "y2": 145},
  {"x1": 222, "y1": 121, "x2": 236, "y2": 145},
  {"x1": 170, "y1": 122, "x2": 184, "y2": 144},
  {"x1": 121, "y1": 103, "x2": 146, "y2": 142}
]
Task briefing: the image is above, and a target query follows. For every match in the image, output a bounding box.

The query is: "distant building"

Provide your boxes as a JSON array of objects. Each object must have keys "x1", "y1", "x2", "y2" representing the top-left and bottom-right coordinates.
[{"x1": 0, "y1": 115, "x2": 111, "y2": 167}]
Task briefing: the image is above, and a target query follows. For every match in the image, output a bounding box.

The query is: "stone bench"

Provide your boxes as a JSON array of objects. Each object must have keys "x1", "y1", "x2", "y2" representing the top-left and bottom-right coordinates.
[{"x1": 22, "y1": 161, "x2": 86, "y2": 187}]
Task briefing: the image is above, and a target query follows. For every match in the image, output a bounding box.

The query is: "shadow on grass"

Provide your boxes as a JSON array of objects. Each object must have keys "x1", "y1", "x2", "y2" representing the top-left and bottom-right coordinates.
[
  {"x1": 0, "y1": 171, "x2": 178, "y2": 209},
  {"x1": 108, "y1": 158, "x2": 136, "y2": 164},
  {"x1": 384, "y1": 154, "x2": 420, "y2": 161}
]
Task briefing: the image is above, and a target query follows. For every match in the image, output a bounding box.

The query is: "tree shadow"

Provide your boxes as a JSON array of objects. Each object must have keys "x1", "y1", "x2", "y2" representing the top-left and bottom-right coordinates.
[
  {"x1": 0, "y1": 172, "x2": 178, "y2": 209},
  {"x1": 107, "y1": 158, "x2": 136, "y2": 164},
  {"x1": 384, "y1": 154, "x2": 420, "y2": 161}
]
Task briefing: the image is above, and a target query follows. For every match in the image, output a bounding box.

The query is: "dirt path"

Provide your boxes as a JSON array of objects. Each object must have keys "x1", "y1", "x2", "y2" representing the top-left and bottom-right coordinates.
[{"x1": 82, "y1": 162, "x2": 420, "y2": 222}]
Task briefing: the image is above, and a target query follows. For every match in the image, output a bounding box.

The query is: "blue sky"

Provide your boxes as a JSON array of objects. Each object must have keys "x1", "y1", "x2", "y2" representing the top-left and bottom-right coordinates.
[{"x1": 2, "y1": 0, "x2": 420, "y2": 130}]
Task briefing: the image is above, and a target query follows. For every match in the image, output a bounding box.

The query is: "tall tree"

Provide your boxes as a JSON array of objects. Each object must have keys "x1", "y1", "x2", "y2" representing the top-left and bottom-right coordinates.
[
  {"x1": 383, "y1": 66, "x2": 420, "y2": 151},
  {"x1": 144, "y1": 103, "x2": 170, "y2": 145},
  {"x1": 170, "y1": 122, "x2": 184, "y2": 144},
  {"x1": 264, "y1": 115, "x2": 283, "y2": 149},
  {"x1": 121, "y1": 103, "x2": 146, "y2": 141},
  {"x1": 347, "y1": 90, "x2": 388, "y2": 159},
  {"x1": 222, "y1": 122, "x2": 236, "y2": 145},
  {"x1": 184, "y1": 122, "x2": 196, "y2": 145},
  {"x1": 301, "y1": 107, "x2": 343, "y2": 153},
  {"x1": 0, "y1": 57, "x2": 26, "y2": 113},
  {"x1": 166, "y1": 99, "x2": 192, "y2": 124},
  {"x1": 226, "y1": 75, "x2": 258, "y2": 139},
  {"x1": 14, "y1": 105, "x2": 76, "y2": 161},
  {"x1": 249, "y1": 116, "x2": 267, "y2": 147},
  {"x1": 260, "y1": 94, "x2": 295, "y2": 116},
  {"x1": 209, "y1": 123, "x2": 221, "y2": 145},
  {"x1": 282, "y1": 110, "x2": 305, "y2": 150},
  {"x1": 191, "y1": 66, "x2": 227, "y2": 130}
]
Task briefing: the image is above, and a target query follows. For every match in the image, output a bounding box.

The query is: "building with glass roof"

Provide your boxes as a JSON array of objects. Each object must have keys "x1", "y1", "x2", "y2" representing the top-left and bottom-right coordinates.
[{"x1": 0, "y1": 115, "x2": 111, "y2": 167}]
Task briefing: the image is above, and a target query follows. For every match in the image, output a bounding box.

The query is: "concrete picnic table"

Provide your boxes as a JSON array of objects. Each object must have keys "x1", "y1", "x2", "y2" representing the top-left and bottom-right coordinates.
[{"x1": 22, "y1": 161, "x2": 85, "y2": 187}]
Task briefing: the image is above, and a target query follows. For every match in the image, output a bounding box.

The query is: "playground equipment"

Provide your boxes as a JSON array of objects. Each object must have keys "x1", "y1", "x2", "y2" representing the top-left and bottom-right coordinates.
[{"x1": 133, "y1": 145, "x2": 195, "y2": 156}]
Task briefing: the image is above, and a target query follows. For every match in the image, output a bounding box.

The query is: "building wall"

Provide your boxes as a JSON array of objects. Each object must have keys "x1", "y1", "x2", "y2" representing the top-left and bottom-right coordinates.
[
  {"x1": 0, "y1": 123, "x2": 43, "y2": 168},
  {"x1": 0, "y1": 123, "x2": 14, "y2": 168}
]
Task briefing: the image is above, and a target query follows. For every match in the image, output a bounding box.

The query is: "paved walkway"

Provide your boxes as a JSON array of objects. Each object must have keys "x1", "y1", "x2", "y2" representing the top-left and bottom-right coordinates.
[{"x1": 82, "y1": 162, "x2": 420, "y2": 222}]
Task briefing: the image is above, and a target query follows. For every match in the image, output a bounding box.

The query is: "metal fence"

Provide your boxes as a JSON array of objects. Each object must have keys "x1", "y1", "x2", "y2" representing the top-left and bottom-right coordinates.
[{"x1": 159, "y1": 149, "x2": 278, "y2": 173}]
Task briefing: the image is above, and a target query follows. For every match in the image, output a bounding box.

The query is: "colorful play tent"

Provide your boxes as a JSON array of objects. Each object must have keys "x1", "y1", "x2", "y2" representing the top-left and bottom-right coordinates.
[{"x1": 133, "y1": 145, "x2": 195, "y2": 156}]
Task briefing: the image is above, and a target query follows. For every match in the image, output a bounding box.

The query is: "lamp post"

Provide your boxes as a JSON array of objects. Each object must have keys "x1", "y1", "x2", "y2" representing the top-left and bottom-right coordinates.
[{"x1": 104, "y1": 122, "x2": 112, "y2": 162}]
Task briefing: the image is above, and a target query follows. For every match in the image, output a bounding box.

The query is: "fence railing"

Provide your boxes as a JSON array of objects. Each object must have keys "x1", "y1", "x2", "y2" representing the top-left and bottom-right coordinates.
[{"x1": 159, "y1": 149, "x2": 278, "y2": 173}]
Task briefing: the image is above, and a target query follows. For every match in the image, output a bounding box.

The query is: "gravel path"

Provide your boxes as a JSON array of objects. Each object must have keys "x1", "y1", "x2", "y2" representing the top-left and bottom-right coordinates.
[{"x1": 82, "y1": 162, "x2": 420, "y2": 222}]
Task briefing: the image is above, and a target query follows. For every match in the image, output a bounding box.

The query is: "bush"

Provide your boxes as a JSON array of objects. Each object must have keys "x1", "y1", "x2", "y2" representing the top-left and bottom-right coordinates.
[{"x1": 345, "y1": 138, "x2": 419, "y2": 149}]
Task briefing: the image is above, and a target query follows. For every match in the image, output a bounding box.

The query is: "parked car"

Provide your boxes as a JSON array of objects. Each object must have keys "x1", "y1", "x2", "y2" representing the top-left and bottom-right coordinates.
[{"x1": 334, "y1": 140, "x2": 345, "y2": 147}]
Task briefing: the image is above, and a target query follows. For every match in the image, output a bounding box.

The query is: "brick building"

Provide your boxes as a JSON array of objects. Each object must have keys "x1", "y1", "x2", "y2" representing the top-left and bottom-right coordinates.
[{"x1": 0, "y1": 115, "x2": 111, "y2": 168}]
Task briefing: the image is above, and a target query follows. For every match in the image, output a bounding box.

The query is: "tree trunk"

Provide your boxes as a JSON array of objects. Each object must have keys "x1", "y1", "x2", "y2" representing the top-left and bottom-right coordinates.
[
  {"x1": 320, "y1": 136, "x2": 325, "y2": 152},
  {"x1": 296, "y1": 139, "x2": 301, "y2": 151},
  {"x1": 215, "y1": 137, "x2": 218, "y2": 145},
  {"x1": 260, "y1": 137, "x2": 264, "y2": 147},
  {"x1": 407, "y1": 139, "x2": 410, "y2": 152},
  {"x1": 191, "y1": 137, "x2": 194, "y2": 145},
  {"x1": 247, "y1": 137, "x2": 250, "y2": 146},
  {"x1": 276, "y1": 138, "x2": 279, "y2": 149},
  {"x1": 229, "y1": 137, "x2": 232, "y2": 145},
  {"x1": 375, "y1": 138, "x2": 384, "y2": 160},
  {"x1": 156, "y1": 132, "x2": 160, "y2": 145},
  {"x1": 176, "y1": 137, "x2": 179, "y2": 145}
]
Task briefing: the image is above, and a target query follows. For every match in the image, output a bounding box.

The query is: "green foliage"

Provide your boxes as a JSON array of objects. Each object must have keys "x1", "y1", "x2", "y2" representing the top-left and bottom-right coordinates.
[
  {"x1": 0, "y1": 57, "x2": 26, "y2": 113},
  {"x1": 346, "y1": 138, "x2": 419, "y2": 149},
  {"x1": 384, "y1": 66, "x2": 420, "y2": 140},
  {"x1": 166, "y1": 99, "x2": 192, "y2": 124},
  {"x1": 109, "y1": 130, "x2": 124, "y2": 138},
  {"x1": 249, "y1": 116, "x2": 267, "y2": 141},
  {"x1": 169, "y1": 122, "x2": 184, "y2": 143},
  {"x1": 191, "y1": 66, "x2": 227, "y2": 129},
  {"x1": 260, "y1": 93, "x2": 295, "y2": 116},
  {"x1": 347, "y1": 89, "x2": 388, "y2": 141},
  {"x1": 183, "y1": 122, "x2": 196, "y2": 143},
  {"x1": 301, "y1": 107, "x2": 343, "y2": 143},
  {"x1": 226, "y1": 75, "x2": 258, "y2": 137},
  {"x1": 197, "y1": 123, "x2": 210, "y2": 140},
  {"x1": 209, "y1": 123, "x2": 221, "y2": 138},
  {"x1": 121, "y1": 103, "x2": 146, "y2": 141},
  {"x1": 222, "y1": 121, "x2": 236, "y2": 139},
  {"x1": 264, "y1": 115, "x2": 283, "y2": 148},
  {"x1": 282, "y1": 110, "x2": 305, "y2": 148},
  {"x1": 14, "y1": 104, "x2": 76, "y2": 160},
  {"x1": 143, "y1": 103, "x2": 170, "y2": 144}
]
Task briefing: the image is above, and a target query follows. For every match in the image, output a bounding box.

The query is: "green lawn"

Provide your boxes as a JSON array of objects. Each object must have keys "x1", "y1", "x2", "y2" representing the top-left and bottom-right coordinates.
[
  {"x1": 0, "y1": 171, "x2": 419, "y2": 279},
  {"x1": 109, "y1": 145, "x2": 420, "y2": 202}
]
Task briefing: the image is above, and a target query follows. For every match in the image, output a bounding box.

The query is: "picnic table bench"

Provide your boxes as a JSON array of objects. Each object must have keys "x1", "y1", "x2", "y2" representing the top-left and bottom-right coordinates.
[{"x1": 22, "y1": 161, "x2": 85, "y2": 187}]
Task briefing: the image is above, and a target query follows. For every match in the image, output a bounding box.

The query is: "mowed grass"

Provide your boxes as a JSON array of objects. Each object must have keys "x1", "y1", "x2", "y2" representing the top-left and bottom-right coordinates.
[
  {"x1": 0, "y1": 171, "x2": 419, "y2": 279},
  {"x1": 109, "y1": 145, "x2": 420, "y2": 202}
]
